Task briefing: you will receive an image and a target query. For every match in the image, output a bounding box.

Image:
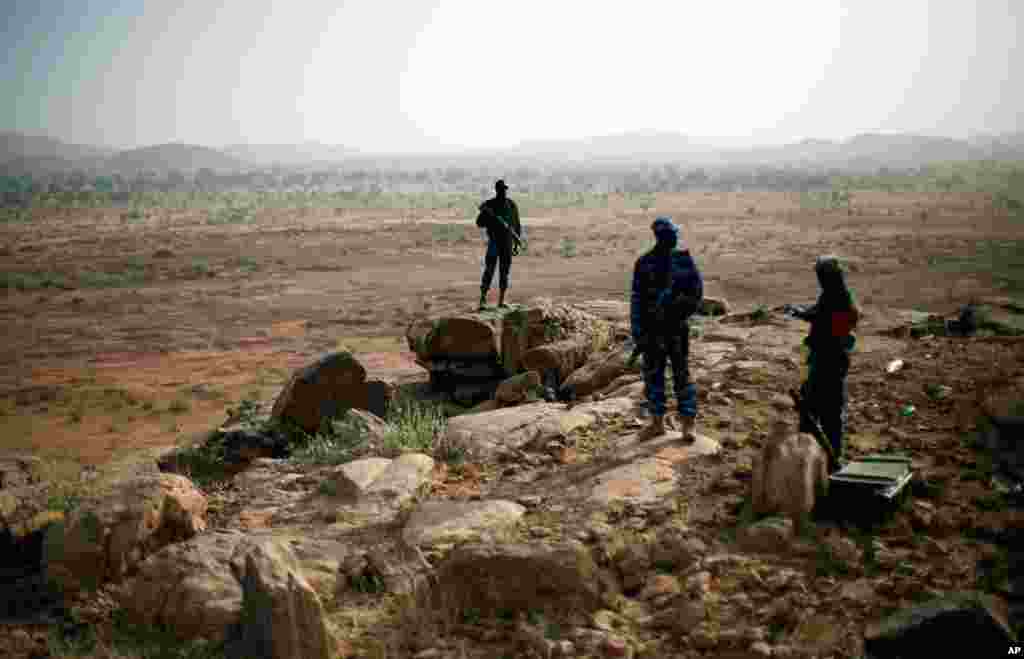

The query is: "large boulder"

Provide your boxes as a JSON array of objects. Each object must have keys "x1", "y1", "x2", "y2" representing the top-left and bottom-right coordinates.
[
  {"x1": 751, "y1": 425, "x2": 829, "y2": 523},
  {"x1": 429, "y1": 541, "x2": 603, "y2": 616},
  {"x1": 406, "y1": 314, "x2": 504, "y2": 363},
  {"x1": 444, "y1": 398, "x2": 635, "y2": 461},
  {"x1": 501, "y1": 301, "x2": 611, "y2": 376},
  {"x1": 123, "y1": 530, "x2": 246, "y2": 641},
  {"x1": 44, "y1": 474, "x2": 207, "y2": 596},
  {"x1": 122, "y1": 531, "x2": 354, "y2": 644},
  {"x1": 561, "y1": 348, "x2": 637, "y2": 400},
  {"x1": 864, "y1": 591, "x2": 1017, "y2": 657},
  {"x1": 227, "y1": 539, "x2": 334, "y2": 659},
  {"x1": 271, "y1": 352, "x2": 417, "y2": 433}
]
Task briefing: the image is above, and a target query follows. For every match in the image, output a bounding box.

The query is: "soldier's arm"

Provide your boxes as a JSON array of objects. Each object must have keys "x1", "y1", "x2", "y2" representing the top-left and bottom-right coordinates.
[{"x1": 475, "y1": 202, "x2": 490, "y2": 229}]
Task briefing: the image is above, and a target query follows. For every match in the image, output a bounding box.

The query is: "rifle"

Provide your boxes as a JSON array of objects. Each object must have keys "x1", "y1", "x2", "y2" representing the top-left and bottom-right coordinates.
[{"x1": 479, "y1": 204, "x2": 525, "y2": 253}]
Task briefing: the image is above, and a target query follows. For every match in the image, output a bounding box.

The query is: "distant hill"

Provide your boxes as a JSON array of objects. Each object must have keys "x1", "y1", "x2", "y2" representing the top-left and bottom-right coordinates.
[
  {"x1": 0, "y1": 132, "x2": 112, "y2": 167},
  {"x1": 224, "y1": 142, "x2": 357, "y2": 166},
  {"x1": 104, "y1": 143, "x2": 243, "y2": 173},
  {"x1": 511, "y1": 131, "x2": 719, "y2": 161},
  {"x1": 506, "y1": 131, "x2": 1011, "y2": 169}
]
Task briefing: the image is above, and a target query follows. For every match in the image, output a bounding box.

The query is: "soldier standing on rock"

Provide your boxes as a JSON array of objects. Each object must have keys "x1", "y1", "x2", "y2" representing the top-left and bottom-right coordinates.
[
  {"x1": 630, "y1": 217, "x2": 703, "y2": 442},
  {"x1": 476, "y1": 179, "x2": 523, "y2": 310},
  {"x1": 783, "y1": 255, "x2": 860, "y2": 473}
]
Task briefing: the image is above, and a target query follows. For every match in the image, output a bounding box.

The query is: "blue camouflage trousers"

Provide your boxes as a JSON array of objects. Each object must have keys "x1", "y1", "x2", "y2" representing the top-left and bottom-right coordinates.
[
  {"x1": 481, "y1": 239, "x2": 512, "y2": 291},
  {"x1": 641, "y1": 331, "x2": 697, "y2": 417}
]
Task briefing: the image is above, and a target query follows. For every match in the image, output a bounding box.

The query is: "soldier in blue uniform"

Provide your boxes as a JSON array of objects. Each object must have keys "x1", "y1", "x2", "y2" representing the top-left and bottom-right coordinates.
[
  {"x1": 476, "y1": 180, "x2": 522, "y2": 310},
  {"x1": 630, "y1": 217, "x2": 704, "y2": 442}
]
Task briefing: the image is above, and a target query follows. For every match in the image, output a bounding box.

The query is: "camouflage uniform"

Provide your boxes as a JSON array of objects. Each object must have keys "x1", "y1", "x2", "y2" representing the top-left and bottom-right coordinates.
[
  {"x1": 476, "y1": 181, "x2": 521, "y2": 306},
  {"x1": 788, "y1": 255, "x2": 859, "y2": 469},
  {"x1": 630, "y1": 218, "x2": 703, "y2": 424}
]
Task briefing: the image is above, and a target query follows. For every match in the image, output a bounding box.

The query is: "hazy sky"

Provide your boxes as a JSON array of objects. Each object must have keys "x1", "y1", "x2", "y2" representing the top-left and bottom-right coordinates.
[{"x1": 3, "y1": 0, "x2": 1021, "y2": 152}]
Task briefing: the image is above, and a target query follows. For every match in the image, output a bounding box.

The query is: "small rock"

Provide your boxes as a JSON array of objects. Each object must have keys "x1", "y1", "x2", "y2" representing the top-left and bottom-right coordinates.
[
  {"x1": 750, "y1": 640, "x2": 774, "y2": 657},
  {"x1": 517, "y1": 495, "x2": 543, "y2": 508},
  {"x1": 640, "y1": 573, "x2": 682, "y2": 600},
  {"x1": 603, "y1": 635, "x2": 631, "y2": 657},
  {"x1": 737, "y1": 516, "x2": 794, "y2": 554},
  {"x1": 592, "y1": 609, "x2": 623, "y2": 632},
  {"x1": 691, "y1": 625, "x2": 718, "y2": 649},
  {"x1": 414, "y1": 649, "x2": 443, "y2": 659},
  {"x1": 685, "y1": 571, "x2": 712, "y2": 596}
]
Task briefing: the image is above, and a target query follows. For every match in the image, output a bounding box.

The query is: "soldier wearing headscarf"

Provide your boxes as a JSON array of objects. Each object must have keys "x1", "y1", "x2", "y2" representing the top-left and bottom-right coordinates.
[
  {"x1": 630, "y1": 216, "x2": 704, "y2": 441},
  {"x1": 784, "y1": 255, "x2": 860, "y2": 472}
]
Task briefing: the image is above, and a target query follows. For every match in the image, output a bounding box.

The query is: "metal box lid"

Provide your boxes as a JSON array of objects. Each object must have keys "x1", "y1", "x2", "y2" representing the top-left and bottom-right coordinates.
[{"x1": 829, "y1": 454, "x2": 914, "y2": 500}]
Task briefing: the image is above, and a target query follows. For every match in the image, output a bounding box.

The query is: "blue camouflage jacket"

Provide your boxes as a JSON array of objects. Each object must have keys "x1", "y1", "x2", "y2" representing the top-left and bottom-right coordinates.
[{"x1": 630, "y1": 247, "x2": 704, "y2": 344}]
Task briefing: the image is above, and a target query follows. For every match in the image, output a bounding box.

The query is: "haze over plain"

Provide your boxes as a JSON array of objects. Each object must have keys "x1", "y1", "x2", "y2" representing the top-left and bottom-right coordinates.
[{"x1": 2, "y1": 0, "x2": 1022, "y2": 154}]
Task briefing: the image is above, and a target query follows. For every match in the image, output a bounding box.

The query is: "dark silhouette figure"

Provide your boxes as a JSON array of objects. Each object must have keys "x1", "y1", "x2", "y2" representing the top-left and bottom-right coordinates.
[{"x1": 476, "y1": 180, "x2": 522, "y2": 309}]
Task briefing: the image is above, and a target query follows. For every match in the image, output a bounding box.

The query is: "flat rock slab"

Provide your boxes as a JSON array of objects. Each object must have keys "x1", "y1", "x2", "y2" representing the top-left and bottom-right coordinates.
[
  {"x1": 590, "y1": 433, "x2": 720, "y2": 505},
  {"x1": 402, "y1": 500, "x2": 526, "y2": 547},
  {"x1": 446, "y1": 398, "x2": 635, "y2": 460}
]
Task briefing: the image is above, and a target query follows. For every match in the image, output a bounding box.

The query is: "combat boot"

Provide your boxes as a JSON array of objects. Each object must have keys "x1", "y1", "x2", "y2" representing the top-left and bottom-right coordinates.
[
  {"x1": 637, "y1": 414, "x2": 666, "y2": 442},
  {"x1": 680, "y1": 415, "x2": 697, "y2": 442}
]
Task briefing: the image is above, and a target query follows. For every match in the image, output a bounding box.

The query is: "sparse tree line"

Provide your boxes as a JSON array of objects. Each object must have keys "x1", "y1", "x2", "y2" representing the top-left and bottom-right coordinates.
[{"x1": 1, "y1": 160, "x2": 1022, "y2": 215}]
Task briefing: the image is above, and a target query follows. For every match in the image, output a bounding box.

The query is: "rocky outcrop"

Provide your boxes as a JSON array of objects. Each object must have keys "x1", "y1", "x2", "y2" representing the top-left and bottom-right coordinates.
[
  {"x1": 751, "y1": 426, "x2": 829, "y2": 524},
  {"x1": 44, "y1": 473, "x2": 207, "y2": 596},
  {"x1": 500, "y1": 301, "x2": 611, "y2": 376}
]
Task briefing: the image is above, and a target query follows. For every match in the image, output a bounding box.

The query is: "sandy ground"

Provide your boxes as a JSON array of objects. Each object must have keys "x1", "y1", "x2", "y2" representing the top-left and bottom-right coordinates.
[{"x1": 0, "y1": 191, "x2": 1020, "y2": 467}]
